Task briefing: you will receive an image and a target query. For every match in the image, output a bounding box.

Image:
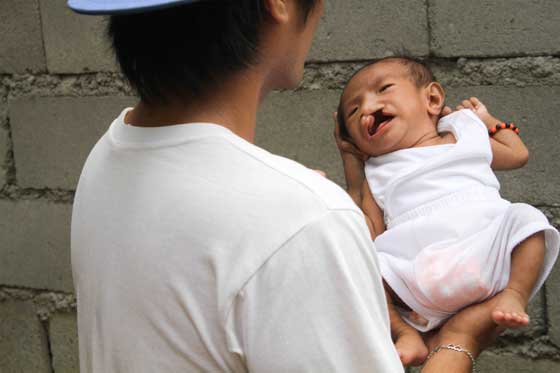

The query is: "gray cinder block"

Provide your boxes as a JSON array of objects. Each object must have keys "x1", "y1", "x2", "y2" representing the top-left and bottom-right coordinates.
[
  {"x1": 309, "y1": 0, "x2": 429, "y2": 61},
  {"x1": 0, "y1": 0, "x2": 46, "y2": 73},
  {"x1": 49, "y1": 312, "x2": 79, "y2": 373},
  {"x1": 0, "y1": 127, "x2": 8, "y2": 188},
  {"x1": 430, "y1": 0, "x2": 560, "y2": 57},
  {"x1": 0, "y1": 301, "x2": 51, "y2": 373},
  {"x1": 256, "y1": 89, "x2": 346, "y2": 186},
  {"x1": 10, "y1": 95, "x2": 135, "y2": 189},
  {"x1": 40, "y1": 0, "x2": 117, "y2": 73},
  {"x1": 477, "y1": 352, "x2": 560, "y2": 372},
  {"x1": 0, "y1": 199, "x2": 73, "y2": 292}
]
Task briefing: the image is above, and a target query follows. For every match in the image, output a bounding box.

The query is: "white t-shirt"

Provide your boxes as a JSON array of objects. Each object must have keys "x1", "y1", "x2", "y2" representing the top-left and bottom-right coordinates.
[{"x1": 71, "y1": 108, "x2": 403, "y2": 372}]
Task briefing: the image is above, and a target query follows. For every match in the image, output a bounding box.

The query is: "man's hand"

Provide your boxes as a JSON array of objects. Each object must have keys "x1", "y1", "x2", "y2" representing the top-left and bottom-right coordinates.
[
  {"x1": 333, "y1": 112, "x2": 367, "y2": 204},
  {"x1": 425, "y1": 302, "x2": 502, "y2": 355},
  {"x1": 313, "y1": 169, "x2": 326, "y2": 177},
  {"x1": 421, "y1": 298, "x2": 504, "y2": 372},
  {"x1": 333, "y1": 112, "x2": 368, "y2": 161}
]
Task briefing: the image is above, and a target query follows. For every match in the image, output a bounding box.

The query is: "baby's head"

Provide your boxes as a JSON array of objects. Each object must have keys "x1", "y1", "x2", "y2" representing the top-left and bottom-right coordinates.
[{"x1": 337, "y1": 56, "x2": 445, "y2": 157}]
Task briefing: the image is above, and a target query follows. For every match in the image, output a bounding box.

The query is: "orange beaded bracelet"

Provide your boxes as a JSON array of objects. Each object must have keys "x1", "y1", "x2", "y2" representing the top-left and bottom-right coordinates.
[{"x1": 489, "y1": 122, "x2": 519, "y2": 137}]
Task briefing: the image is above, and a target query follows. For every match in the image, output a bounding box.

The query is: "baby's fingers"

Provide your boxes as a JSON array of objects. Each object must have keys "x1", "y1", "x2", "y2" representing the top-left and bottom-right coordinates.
[
  {"x1": 469, "y1": 97, "x2": 488, "y2": 114},
  {"x1": 441, "y1": 106, "x2": 453, "y2": 116},
  {"x1": 461, "y1": 99, "x2": 474, "y2": 110},
  {"x1": 333, "y1": 113, "x2": 354, "y2": 148},
  {"x1": 470, "y1": 97, "x2": 482, "y2": 108}
]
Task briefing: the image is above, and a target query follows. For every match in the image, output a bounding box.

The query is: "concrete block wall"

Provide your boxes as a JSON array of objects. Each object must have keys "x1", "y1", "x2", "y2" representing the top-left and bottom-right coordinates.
[{"x1": 1, "y1": 0, "x2": 559, "y2": 371}]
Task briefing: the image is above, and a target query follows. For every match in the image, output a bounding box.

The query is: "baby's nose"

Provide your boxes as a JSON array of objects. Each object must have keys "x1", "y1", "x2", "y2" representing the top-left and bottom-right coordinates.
[{"x1": 362, "y1": 98, "x2": 381, "y2": 114}]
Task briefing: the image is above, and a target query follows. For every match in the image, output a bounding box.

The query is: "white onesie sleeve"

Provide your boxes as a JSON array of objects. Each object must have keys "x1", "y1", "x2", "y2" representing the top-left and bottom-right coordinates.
[{"x1": 225, "y1": 210, "x2": 404, "y2": 373}]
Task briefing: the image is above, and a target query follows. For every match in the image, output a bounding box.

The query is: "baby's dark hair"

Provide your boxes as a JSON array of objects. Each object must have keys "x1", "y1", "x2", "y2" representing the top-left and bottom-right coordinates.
[{"x1": 337, "y1": 56, "x2": 436, "y2": 141}]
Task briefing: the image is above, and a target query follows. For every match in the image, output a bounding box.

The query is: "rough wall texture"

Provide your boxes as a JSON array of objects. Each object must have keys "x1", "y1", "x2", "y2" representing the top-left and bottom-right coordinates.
[{"x1": 1, "y1": 0, "x2": 559, "y2": 371}]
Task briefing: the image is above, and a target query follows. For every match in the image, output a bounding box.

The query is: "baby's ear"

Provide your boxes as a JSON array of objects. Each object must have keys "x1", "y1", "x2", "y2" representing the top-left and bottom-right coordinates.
[{"x1": 426, "y1": 82, "x2": 445, "y2": 116}]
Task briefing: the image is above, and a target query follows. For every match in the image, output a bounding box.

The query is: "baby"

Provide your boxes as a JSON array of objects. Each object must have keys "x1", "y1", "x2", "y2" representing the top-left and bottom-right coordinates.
[{"x1": 335, "y1": 57, "x2": 560, "y2": 366}]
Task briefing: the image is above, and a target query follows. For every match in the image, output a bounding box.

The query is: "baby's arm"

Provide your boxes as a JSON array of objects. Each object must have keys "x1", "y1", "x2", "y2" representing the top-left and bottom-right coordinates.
[{"x1": 457, "y1": 97, "x2": 529, "y2": 170}]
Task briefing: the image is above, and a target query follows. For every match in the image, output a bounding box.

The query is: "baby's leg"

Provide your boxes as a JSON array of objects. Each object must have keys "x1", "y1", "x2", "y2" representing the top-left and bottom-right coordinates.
[
  {"x1": 383, "y1": 281, "x2": 428, "y2": 366},
  {"x1": 492, "y1": 231, "x2": 545, "y2": 328}
]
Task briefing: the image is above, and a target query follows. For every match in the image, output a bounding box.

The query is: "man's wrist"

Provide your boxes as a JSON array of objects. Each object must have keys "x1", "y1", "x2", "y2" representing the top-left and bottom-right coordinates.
[
  {"x1": 423, "y1": 347, "x2": 475, "y2": 373},
  {"x1": 340, "y1": 150, "x2": 362, "y2": 161},
  {"x1": 340, "y1": 152, "x2": 364, "y2": 170}
]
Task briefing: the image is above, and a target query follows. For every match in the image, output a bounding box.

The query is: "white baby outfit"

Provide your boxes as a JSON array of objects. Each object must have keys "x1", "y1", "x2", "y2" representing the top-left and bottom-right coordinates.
[{"x1": 365, "y1": 109, "x2": 559, "y2": 332}]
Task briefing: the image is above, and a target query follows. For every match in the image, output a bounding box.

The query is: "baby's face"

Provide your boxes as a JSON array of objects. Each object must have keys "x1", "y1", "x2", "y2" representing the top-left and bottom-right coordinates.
[{"x1": 339, "y1": 61, "x2": 432, "y2": 156}]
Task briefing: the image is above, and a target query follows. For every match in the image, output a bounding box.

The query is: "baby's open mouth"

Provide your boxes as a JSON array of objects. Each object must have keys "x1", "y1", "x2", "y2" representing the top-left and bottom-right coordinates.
[{"x1": 368, "y1": 109, "x2": 394, "y2": 136}]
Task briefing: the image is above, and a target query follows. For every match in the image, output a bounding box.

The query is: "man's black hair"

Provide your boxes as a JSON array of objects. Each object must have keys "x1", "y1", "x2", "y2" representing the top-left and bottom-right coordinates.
[
  {"x1": 337, "y1": 56, "x2": 436, "y2": 141},
  {"x1": 108, "y1": 0, "x2": 319, "y2": 105}
]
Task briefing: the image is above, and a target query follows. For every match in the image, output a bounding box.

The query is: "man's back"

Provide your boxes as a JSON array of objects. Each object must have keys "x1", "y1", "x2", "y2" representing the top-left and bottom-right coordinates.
[{"x1": 71, "y1": 109, "x2": 403, "y2": 372}]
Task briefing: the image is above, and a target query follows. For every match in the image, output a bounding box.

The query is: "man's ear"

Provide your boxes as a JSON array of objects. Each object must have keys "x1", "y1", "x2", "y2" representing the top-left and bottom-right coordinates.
[
  {"x1": 426, "y1": 82, "x2": 445, "y2": 116},
  {"x1": 264, "y1": 0, "x2": 290, "y2": 24}
]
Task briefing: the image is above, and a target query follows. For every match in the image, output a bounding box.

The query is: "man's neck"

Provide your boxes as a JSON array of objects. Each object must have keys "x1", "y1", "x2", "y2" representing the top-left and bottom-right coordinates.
[{"x1": 125, "y1": 68, "x2": 268, "y2": 143}]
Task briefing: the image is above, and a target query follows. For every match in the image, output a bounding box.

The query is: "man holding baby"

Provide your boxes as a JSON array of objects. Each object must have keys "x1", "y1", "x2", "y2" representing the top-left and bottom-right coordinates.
[{"x1": 69, "y1": 0, "x2": 500, "y2": 371}]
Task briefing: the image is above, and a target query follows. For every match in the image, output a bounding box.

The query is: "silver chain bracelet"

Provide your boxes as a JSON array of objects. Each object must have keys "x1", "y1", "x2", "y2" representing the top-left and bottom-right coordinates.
[{"x1": 425, "y1": 343, "x2": 477, "y2": 373}]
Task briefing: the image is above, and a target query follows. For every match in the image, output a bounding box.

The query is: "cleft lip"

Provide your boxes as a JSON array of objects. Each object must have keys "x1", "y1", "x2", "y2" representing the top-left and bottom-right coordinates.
[{"x1": 368, "y1": 109, "x2": 394, "y2": 136}]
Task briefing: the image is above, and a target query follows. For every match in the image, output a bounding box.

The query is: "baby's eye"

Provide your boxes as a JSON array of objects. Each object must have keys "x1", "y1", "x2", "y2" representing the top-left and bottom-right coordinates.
[{"x1": 380, "y1": 84, "x2": 394, "y2": 93}]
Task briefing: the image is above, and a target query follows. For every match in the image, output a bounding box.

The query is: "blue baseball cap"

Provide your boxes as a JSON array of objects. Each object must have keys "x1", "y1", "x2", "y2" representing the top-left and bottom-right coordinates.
[{"x1": 68, "y1": 0, "x2": 202, "y2": 15}]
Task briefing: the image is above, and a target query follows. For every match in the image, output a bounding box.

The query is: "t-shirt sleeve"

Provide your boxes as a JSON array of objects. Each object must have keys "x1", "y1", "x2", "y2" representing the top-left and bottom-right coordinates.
[
  {"x1": 225, "y1": 210, "x2": 404, "y2": 373},
  {"x1": 444, "y1": 109, "x2": 493, "y2": 163}
]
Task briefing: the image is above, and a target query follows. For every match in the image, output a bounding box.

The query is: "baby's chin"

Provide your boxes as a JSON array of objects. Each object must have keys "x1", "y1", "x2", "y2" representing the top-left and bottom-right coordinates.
[
  {"x1": 351, "y1": 131, "x2": 407, "y2": 158},
  {"x1": 366, "y1": 141, "x2": 411, "y2": 158}
]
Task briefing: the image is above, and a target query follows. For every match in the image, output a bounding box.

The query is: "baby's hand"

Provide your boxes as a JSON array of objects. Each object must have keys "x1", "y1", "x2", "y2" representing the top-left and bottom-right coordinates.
[{"x1": 456, "y1": 97, "x2": 495, "y2": 125}]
